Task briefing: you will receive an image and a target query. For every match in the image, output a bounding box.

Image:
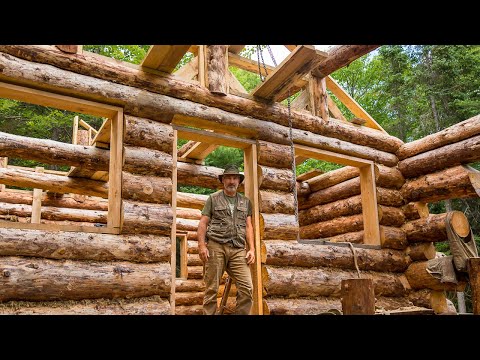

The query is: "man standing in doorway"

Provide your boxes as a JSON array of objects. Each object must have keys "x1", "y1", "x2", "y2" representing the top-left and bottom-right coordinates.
[{"x1": 197, "y1": 164, "x2": 255, "y2": 315}]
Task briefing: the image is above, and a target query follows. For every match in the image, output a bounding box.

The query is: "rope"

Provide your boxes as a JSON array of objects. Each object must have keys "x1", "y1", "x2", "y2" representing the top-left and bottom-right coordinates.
[{"x1": 347, "y1": 242, "x2": 361, "y2": 278}]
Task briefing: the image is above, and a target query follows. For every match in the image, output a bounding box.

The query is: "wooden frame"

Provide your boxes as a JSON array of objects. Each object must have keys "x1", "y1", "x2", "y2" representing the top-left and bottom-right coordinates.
[
  {"x1": 170, "y1": 130, "x2": 178, "y2": 314},
  {"x1": 294, "y1": 144, "x2": 381, "y2": 246},
  {"x1": 0, "y1": 81, "x2": 123, "y2": 235},
  {"x1": 174, "y1": 125, "x2": 262, "y2": 315},
  {"x1": 175, "y1": 233, "x2": 188, "y2": 279}
]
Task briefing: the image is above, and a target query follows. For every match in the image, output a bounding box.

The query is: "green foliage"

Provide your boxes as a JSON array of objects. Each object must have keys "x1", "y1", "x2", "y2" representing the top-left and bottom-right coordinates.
[
  {"x1": 204, "y1": 146, "x2": 244, "y2": 171},
  {"x1": 178, "y1": 185, "x2": 215, "y2": 195},
  {"x1": 83, "y1": 45, "x2": 150, "y2": 64},
  {"x1": 229, "y1": 66, "x2": 262, "y2": 92},
  {"x1": 296, "y1": 159, "x2": 342, "y2": 176}
]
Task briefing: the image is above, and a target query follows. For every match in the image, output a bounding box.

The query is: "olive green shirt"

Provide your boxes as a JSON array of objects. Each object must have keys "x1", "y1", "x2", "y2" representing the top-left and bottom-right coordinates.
[{"x1": 202, "y1": 191, "x2": 252, "y2": 218}]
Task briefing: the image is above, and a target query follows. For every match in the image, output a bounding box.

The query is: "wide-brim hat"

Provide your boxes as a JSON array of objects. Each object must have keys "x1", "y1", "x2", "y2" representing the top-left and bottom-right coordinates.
[{"x1": 218, "y1": 165, "x2": 245, "y2": 183}]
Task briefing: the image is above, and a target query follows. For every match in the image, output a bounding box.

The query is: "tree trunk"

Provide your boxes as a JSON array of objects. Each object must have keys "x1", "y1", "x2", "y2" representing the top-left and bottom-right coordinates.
[
  {"x1": 407, "y1": 242, "x2": 437, "y2": 261},
  {"x1": 258, "y1": 190, "x2": 295, "y2": 214},
  {"x1": 398, "y1": 134, "x2": 480, "y2": 178},
  {"x1": 300, "y1": 213, "x2": 364, "y2": 239},
  {"x1": 123, "y1": 146, "x2": 172, "y2": 177},
  {"x1": 402, "y1": 165, "x2": 480, "y2": 203},
  {"x1": 405, "y1": 261, "x2": 466, "y2": 291},
  {"x1": 0, "y1": 256, "x2": 171, "y2": 301},
  {"x1": 260, "y1": 213, "x2": 298, "y2": 240},
  {"x1": 256, "y1": 140, "x2": 293, "y2": 169},
  {"x1": 0, "y1": 46, "x2": 402, "y2": 153},
  {"x1": 299, "y1": 195, "x2": 363, "y2": 226},
  {"x1": 122, "y1": 171, "x2": 172, "y2": 204},
  {"x1": 0, "y1": 295, "x2": 171, "y2": 315},
  {"x1": 176, "y1": 192, "x2": 208, "y2": 210},
  {"x1": 124, "y1": 115, "x2": 174, "y2": 155},
  {"x1": 306, "y1": 166, "x2": 359, "y2": 193},
  {"x1": 0, "y1": 227, "x2": 170, "y2": 262},
  {"x1": 122, "y1": 201, "x2": 173, "y2": 235},
  {"x1": 262, "y1": 265, "x2": 409, "y2": 298},
  {"x1": 176, "y1": 207, "x2": 201, "y2": 220},
  {"x1": 264, "y1": 297, "x2": 342, "y2": 315},
  {"x1": 341, "y1": 279, "x2": 375, "y2": 314},
  {"x1": 402, "y1": 202, "x2": 429, "y2": 221},
  {"x1": 380, "y1": 226, "x2": 408, "y2": 250},
  {"x1": 397, "y1": 114, "x2": 480, "y2": 160},
  {"x1": 403, "y1": 211, "x2": 469, "y2": 243},
  {"x1": 376, "y1": 164, "x2": 405, "y2": 189},
  {"x1": 379, "y1": 205, "x2": 405, "y2": 227},
  {"x1": 257, "y1": 165, "x2": 294, "y2": 192},
  {"x1": 206, "y1": 45, "x2": 228, "y2": 95},
  {"x1": 262, "y1": 240, "x2": 411, "y2": 272}
]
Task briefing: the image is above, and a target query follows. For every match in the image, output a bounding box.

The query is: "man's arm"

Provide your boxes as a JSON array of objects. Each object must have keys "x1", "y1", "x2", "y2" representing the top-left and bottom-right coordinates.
[
  {"x1": 245, "y1": 216, "x2": 255, "y2": 265},
  {"x1": 197, "y1": 215, "x2": 210, "y2": 263}
]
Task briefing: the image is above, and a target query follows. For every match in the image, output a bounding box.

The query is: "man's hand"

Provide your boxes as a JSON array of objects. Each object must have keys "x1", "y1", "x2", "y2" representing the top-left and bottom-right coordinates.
[
  {"x1": 198, "y1": 243, "x2": 209, "y2": 263},
  {"x1": 245, "y1": 249, "x2": 255, "y2": 265}
]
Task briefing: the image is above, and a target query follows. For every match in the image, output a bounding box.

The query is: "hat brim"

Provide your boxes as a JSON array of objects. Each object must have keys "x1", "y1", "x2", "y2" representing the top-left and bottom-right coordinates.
[{"x1": 219, "y1": 174, "x2": 245, "y2": 183}]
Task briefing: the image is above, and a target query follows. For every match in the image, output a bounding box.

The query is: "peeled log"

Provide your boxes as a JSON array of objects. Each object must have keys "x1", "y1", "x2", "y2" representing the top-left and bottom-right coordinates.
[
  {"x1": 262, "y1": 265, "x2": 409, "y2": 298},
  {"x1": 407, "y1": 243, "x2": 437, "y2": 261},
  {"x1": 296, "y1": 181, "x2": 310, "y2": 197},
  {"x1": 380, "y1": 226, "x2": 408, "y2": 250},
  {"x1": 177, "y1": 192, "x2": 208, "y2": 210},
  {"x1": 300, "y1": 177, "x2": 360, "y2": 210},
  {"x1": 122, "y1": 171, "x2": 172, "y2": 204},
  {"x1": 188, "y1": 266, "x2": 203, "y2": 280},
  {"x1": 376, "y1": 164, "x2": 405, "y2": 189},
  {"x1": 264, "y1": 297, "x2": 342, "y2": 315},
  {"x1": 175, "y1": 305, "x2": 203, "y2": 315},
  {"x1": 299, "y1": 195, "x2": 362, "y2": 226},
  {"x1": 207, "y1": 45, "x2": 228, "y2": 95},
  {"x1": 257, "y1": 140, "x2": 293, "y2": 168},
  {"x1": 187, "y1": 253, "x2": 202, "y2": 266},
  {"x1": 379, "y1": 205, "x2": 405, "y2": 227},
  {"x1": 0, "y1": 296, "x2": 171, "y2": 315},
  {"x1": 300, "y1": 213, "x2": 364, "y2": 239},
  {"x1": 260, "y1": 213, "x2": 298, "y2": 240},
  {"x1": 124, "y1": 115, "x2": 174, "y2": 155},
  {"x1": 122, "y1": 201, "x2": 173, "y2": 235},
  {"x1": 257, "y1": 165, "x2": 294, "y2": 192},
  {"x1": 0, "y1": 227, "x2": 171, "y2": 262},
  {"x1": 403, "y1": 211, "x2": 469, "y2": 243},
  {"x1": 398, "y1": 134, "x2": 480, "y2": 178},
  {"x1": 377, "y1": 187, "x2": 404, "y2": 207},
  {"x1": 405, "y1": 261, "x2": 466, "y2": 291},
  {"x1": 306, "y1": 166, "x2": 359, "y2": 193},
  {"x1": 176, "y1": 207, "x2": 201, "y2": 220},
  {"x1": 259, "y1": 190, "x2": 295, "y2": 214},
  {"x1": 262, "y1": 240, "x2": 411, "y2": 272},
  {"x1": 177, "y1": 218, "x2": 199, "y2": 232},
  {"x1": 175, "y1": 279, "x2": 205, "y2": 292},
  {"x1": 123, "y1": 146, "x2": 172, "y2": 177},
  {"x1": 0, "y1": 256, "x2": 171, "y2": 301},
  {"x1": 0, "y1": 131, "x2": 109, "y2": 171},
  {"x1": 402, "y1": 202, "x2": 429, "y2": 221},
  {"x1": 326, "y1": 231, "x2": 364, "y2": 244},
  {"x1": 175, "y1": 291, "x2": 204, "y2": 306},
  {"x1": 408, "y1": 289, "x2": 448, "y2": 314},
  {"x1": 397, "y1": 114, "x2": 480, "y2": 160},
  {"x1": 402, "y1": 165, "x2": 480, "y2": 203}
]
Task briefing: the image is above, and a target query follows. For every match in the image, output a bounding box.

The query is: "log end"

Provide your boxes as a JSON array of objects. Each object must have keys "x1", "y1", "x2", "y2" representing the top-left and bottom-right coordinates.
[{"x1": 450, "y1": 211, "x2": 470, "y2": 237}]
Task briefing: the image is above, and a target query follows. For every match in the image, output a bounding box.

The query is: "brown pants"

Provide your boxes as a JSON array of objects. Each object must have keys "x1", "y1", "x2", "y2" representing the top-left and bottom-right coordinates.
[{"x1": 203, "y1": 240, "x2": 253, "y2": 315}]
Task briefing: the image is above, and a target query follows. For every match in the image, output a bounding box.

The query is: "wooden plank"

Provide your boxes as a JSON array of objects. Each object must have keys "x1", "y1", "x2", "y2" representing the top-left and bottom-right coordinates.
[
  {"x1": 296, "y1": 169, "x2": 324, "y2": 181},
  {"x1": 291, "y1": 90, "x2": 309, "y2": 111},
  {"x1": 359, "y1": 164, "x2": 380, "y2": 245},
  {"x1": 284, "y1": 45, "x2": 297, "y2": 51},
  {"x1": 229, "y1": 45, "x2": 245, "y2": 54},
  {"x1": 341, "y1": 279, "x2": 375, "y2": 315},
  {"x1": 228, "y1": 69, "x2": 249, "y2": 95},
  {"x1": 91, "y1": 118, "x2": 111, "y2": 146},
  {"x1": 0, "y1": 221, "x2": 119, "y2": 234},
  {"x1": 295, "y1": 156, "x2": 309, "y2": 165},
  {"x1": 141, "y1": 45, "x2": 191, "y2": 74},
  {"x1": 179, "y1": 234, "x2": 188, "y2": 278},
  {"x1": 173, "y1": 125, "x2": 256, "y2": 149},
  {"x1": 252, "y1": 45, "x2": 326, "y2": 102},
  {"x1": 182, "y1": 142, "x2": 219, "y2": 161},
  {"x1": 294, "y1": 144, "x2": 373, "y2": 168},
  {"x1": 171, "y1": 129, "x2": 178, "y2": 314},
  {"x1": 0, "y1": 157, "x2": 7, "y2": 191},
  {"x1": 228, "y1": 52, "x2": 276, "y2": 74},
  {"x1": 198, "y1": 45, "x2": 207, "y2": 87},
  {"x1": 174, "y1": 56, "x2": 199, "y2": 82},
  {"x1": 244, "y1": 144, "x2": 263, "y2": 315},
  {"x1": 325, "y1": 76, "x2": 386, "y2": 132},
  {"x1": 8, "y1": 165, "x2": 68, "y2": 176},
  {"x1": 107, "y1": 110, "x2": 123, "y2": 230},
  {"x1": 31, "y1": 167, "x2": 44, "y2": 224},
  {"x1": 327, "y1": 94, "x2": 347, "y2": 121},
  {"x1": 72, "y1": 116, "x2": 79, "y2": 145}
]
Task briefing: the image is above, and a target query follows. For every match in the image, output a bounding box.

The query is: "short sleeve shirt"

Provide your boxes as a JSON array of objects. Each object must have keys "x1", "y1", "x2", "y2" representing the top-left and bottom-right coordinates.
[{"x1": 201, "y1": 193, "x2": 252, "y2": 218}]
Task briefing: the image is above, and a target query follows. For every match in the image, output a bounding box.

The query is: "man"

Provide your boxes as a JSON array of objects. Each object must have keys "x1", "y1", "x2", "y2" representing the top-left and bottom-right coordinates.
[{"x1": 197, "y1": 164, "x2": 255, "y2": 315}]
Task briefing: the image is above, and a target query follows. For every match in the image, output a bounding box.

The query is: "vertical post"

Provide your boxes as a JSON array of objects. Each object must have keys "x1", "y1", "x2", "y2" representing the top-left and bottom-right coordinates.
[
  {"x1": 107, "y1": 111, "x2": 123, "y2": 230},
  {"x1": 0, "y1": 157, "x2": 7, "y2": 191},
  {"x1": 170, "y1": 129, "x2": 178, "y2": 315},
  {"x1": 72, "y1": 115, "x2": 79, "y2": 145},
  {"x1": 308, "y1": 75, "x2": 329, "y2": 120},
  {"x1": 457, "y1": 292, "x2": 467, "y2": 313},
  {"x1": 468, "y1": 258, "x2": 480, "y2": 315},
  {"x1": 359, "y1": 164, "x2": 380, "y2": 245},
  {"x1": 198, "y1": 45, "x2": 207, "y2": 88},
  {"x1": 31, "y1": 166, "x2": 44, "y2": 223},
  {"x1": 341, "y1": 279, "x2": 375, "y2": 315},
  {"x1": 206, "y1": 45, "x2": 229, "y2": 96},
  {"x1": 243, "y1": 144, "x2": 263, "y2": 315}
]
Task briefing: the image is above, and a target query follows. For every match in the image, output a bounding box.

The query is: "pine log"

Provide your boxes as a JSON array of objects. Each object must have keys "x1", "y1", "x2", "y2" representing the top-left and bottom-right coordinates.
[
  {"x1": 0, "y1": 46, "x2": 402, "y2": 153},
  {"x1": 177, "y1": 218, "x2": 199, "y2": 232},
  {"x1": 341, "y1": 279, "x2": 375, "y2": 314},
  {"x1": 262, "y1": 265, "x2": 410, "y2": 298},
  {"x1": 257, "y1": 165, "x2": 294, "y2": 192},
  {"x1": 123, "y1": 146, "x2": 172, "y2": 177},
  {"x1": 326, "y1": 231, "x2": 365, "y2": 244},
  {"x1": 262, "y1": 240, "x2": 411, "y2": 272},
  {"x1": 408, "y1": 289, "x2": 448, "y2": 314},
  {"x1": 122, "y1": 201, "x2": 173, "y2": 235},
  {"x1": 377, "y1": 187, "x2": 404, "y2": 207},
  {"x1": 407, "y1": 243, "x2": 437, "y2": 261},
  {"x1": 260, "y1": 213, "x2": 298, "y2": 240},
  {"x1": 299, "y1": 195, "x2": 363, "y2": 226},
  {"x1": 175, "y1": 305, "x2": 203, "y2": 315},
  {"x1": 175, "y1": 279, "x2": 205, "y2": 292},
  {"x1": 0, "y1": 295, "x2": 171, "y2": 315},
  {"x1": 124, "y1": 115, "x2": 174, "y2": 154},
  {"x1": 122, "y1": 171, "x2": 172, "y2": 204},
  {"x1": 264, "y1": 297, "x2": 342, "y2": 315},
  {"x1": 0, "y1": 167, "x2": 109, "y2": 198},
  {"x1": 176, "y1": 207, "x2": 201, "y2": 220},
  {"x1": 403, "y1": 211, "x2": 469, "y2": 243},
  {"x1": 376, "y1": 164, "x2": 405, "y2": 189},
  {"x1": 259, "y1": 190, "x2": 295, "y2": 214},
  {"x1": 187, "y1": 240, "x2": 198, "y2": 253},
  {"x1": 306, "y1": 166, "x2": 359, "y2": 192},
  {"x1": 0, "y1": 131, "x2": 109, "y2": 171},
  {"x1": 176, "y1": 192, "x2": 208, "y2": 210},
  {"x1": 256, "y1": 140, "x2": 293, "y2": 169},
  {"x1": 175, "y1": 291, "x2": 204, "y2": 306},
  {"x1": 187, "y1": 266, "x2": 203, "y2": 280},
  {"x1": 187, "y1": 253, "x2": 202, "y2": 267},
  {"x1": 300, "y1": 177, "x2": 360, "y2": 210},
  {"x1": 0, "y1": 227, "x2": 171, "y2": 262},
  {"x1": 405, "y1": 261, "x2": 466, "y2": 291},
  {"x1": 402, "y1": 165, "x2": 480, "y2": 203},
  {"x1": 206, "y1": 45, "x2": 228, "y2": 95},
  {"x1": 187, "y1": 232, "x2": 197, "y2": 241},
  {"x1": 398, "y1": 134, "x2": 480, "y2": 178},
  {"x1": 380, "y1": 226, "x2": 408, "y2": 250},
  {"x1": 300, "y1": 213, "x2": 364, "y2": 239},
  {"x1": 397, "y1": 114, "x2": 480, "y2": 160},
  {"x1": 379, "y1": 205, "x2": 405, "y2": 227},
  {"x1": 0, "y1": 256, "x2": 171, "y2": 301},
  {"x1": 402, "y1": 202, "x2": 429, "y2": 221},
  {"x1": 375, "y1": 296, "x2": 416, "y2": 312},
  {"x1": 0, "y1": 216, "x2": 104, "y2": 228}
]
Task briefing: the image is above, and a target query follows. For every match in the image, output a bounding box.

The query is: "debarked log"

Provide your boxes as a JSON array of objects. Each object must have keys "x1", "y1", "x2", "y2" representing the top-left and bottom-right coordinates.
[{"x1": 122, "y1": 200, "x2": 173, "y2": 235}]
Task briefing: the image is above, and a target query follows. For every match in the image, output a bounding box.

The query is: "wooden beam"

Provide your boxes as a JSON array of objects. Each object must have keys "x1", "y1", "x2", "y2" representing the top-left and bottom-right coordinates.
[
  {"x1": 228, "y1": 69, "x2": 249, "y2": 95},
  {"x1": 106, "y1": 110, "x2": 123, "y2": 230},
  {"x1": 252, "y1": 45, "x2": 327, "y2": 102},
  {"x1": 180, "y1": 142, "x2": 219, "y2": 161},
  {"x1": 294, "y1": 144, "x2": 374, "y2": 168},
  {"x1": 72, "y1": 115, "x2": 79, "y2": 145},
  {"x1": 284, "y1": 45, "x2": 297, "y2": 51},
  {"x1": 0, "y1": 157, "x2": 6, "y2": 191},
  {"x1": 308, "y1": 76, "x2": 329, "y2": 120},
  {"x1": 295, "y1": 156, "x2": 309, "y2": 165},
  {"x1": 359, "y1": 164, "x2": 380, "y2": 245},
  {"x1": 141, "y1": 45, "x2": 191, "y2": 74},
  {"x1": 198, "y1": 45, "x2": 207, "y2": 87},
  {"x1": 171, "y1": 130, "x2": 178, "y2": 314},
  {"x1": 229, "y1": 45, "x2": 245, "y2": 54},
  {"x1": 327, "y1": 94, "x2": 347, "y2": 121},
  {"x1": 325, "y1": 76, "x2": 386, "y2": 132},
  {"x1": 228, "y1": 52, "x2": 276, "y2": 74},
  {"x1": 31, "y1": 167, "x2": 44, "y2": 224},
  {"x1": 206, "y1": 45, "x2": 228, "y2": 95},
  {"x1": 296, "y1": 169, "x2": 324, "y2": 181},
  {"x1": 0, "y1": 221, "x2": 119, "y2": 234},
  {"x1": 91, "y1": 118, "x2": 111, "y2": 146},
  {"x1": 55, "y1": 45, "x2": 78, "y2": 54},
  {"x1": 173, "y1": 56, "x2": 199, "y2": 82},
  {"x1": 173, "y1": 125, "x2": 256, "y2": 150}
]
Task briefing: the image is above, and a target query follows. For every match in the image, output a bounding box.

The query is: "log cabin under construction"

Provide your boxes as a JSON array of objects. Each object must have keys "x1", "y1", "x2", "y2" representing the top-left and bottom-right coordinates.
[{"x1": 0, "y1": 45, "x2": 479, "y2": 315}]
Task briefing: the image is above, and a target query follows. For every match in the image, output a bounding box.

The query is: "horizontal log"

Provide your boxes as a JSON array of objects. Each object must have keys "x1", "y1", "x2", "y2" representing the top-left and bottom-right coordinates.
[
  {"x1": 187, "y1": 252, "x2": 202, "y2": 267},
  {"x1": 402, "y1": 202, "x2": 429, "y2": 221},
  {"x1": 177, "y1": 218, "x2": 199, "y2": 232},
  {"x1": 397, "y1": 114, "x2": 480, "y2": 160},
  {"x1": 380, "y1": 226, "x2": 408, "y2": 250},
  {"x1": 300, "y1": 213, "x2": 364, "y2": 239},
  {"x1": 398, "y1": 134, "x2": 480, "y2": 178},
  {"x1": 176, "y1": 192, "x2": 208, "y2": 210},
  {"x1": 0, "y1": 256, "x2": 171, "y2": 301},
  {"x1": 176, "y1": 207, "x2": 201, "y2": 220},
  {"x1": 187, "y1": 240, "x2": 198, "y2": 254},
  {"x1": 408, "y1": 289, "x2": 448, "y2": 314},
  {"x1": 262, "y1": 240, "x2": 411, "y2": 272},
  {"x1": 326, "y1": 231, "x2": 364, "y2": 244},
  {"x1": 124, "y1": 115, "x2": 174, "y2": 154},
  {"x1": 403, "y1": 211, "x2": 468, "y2": 243},
  {"x1": 187, "y1": 266, "x2": 203, "y2": 280},
  {"x1": 187, "y1": 232, "x2": 197, "y2": 241},
  {"x1": 300, "y1": 177, "x2": 360, "y2": 210},
  {"x1": 175, "y1": 291, "x2": 203, "y2": 306},
  {"x1": 259, "y1": 190, "x2": 295, "y2": 214},
  {"x1": 264, "y1": 297, "x2": 342, "y2": 315},
  {"x1": 296, "y1": 181, "x2": 310, "y2": 197},
  {"x1": 377, "y1": 187, "x2": 404, "y2": 207},
  {"x1": 299, "y1": 195, "x2": 362, "y2": 226},
  {"x1": 262, "y1": 265, "x2": 410, "y2": 298},
  {"x1": 376, "y1": 164, "x2": 405, "y2": 189},
  {"x1": 0, "y1": 46, "x2": 402, "y2": 153},
  {"x1": 260, "y1": 213, "x2": 298, "y2": 240},
  {"x1": 402, "y1": 165, "x2": 480, "y2": 203},
  {"x1": 0, "y1": 295, "x2": 171, "y2": 315},
  {"x1": 306, "y1": 166, "x2": 359, "y2": 193},
  {"x1": 405, "y1": 260, "x2": 466, "y2": 291},
  {"x1": 122, "y1": 171, "x2": 172, "y2": 204},
  {"x1": 0, "y1": 227, "x2": 171, "y2": 262},
  {"x1": 122, "y1": 201, "x2": 173, "y2": 235},
  {"x1": 406, "y1": 242, "x2": 437, "y2": 261},
  {"x1": 123, "y1": 146, "x2": 172, "y2": 177},
  {"x1": 175, "y1": 305, "x2": 203, "y2": 315},
  {"x1": 379, "y1": 205, "x2": 405, "y2": 227},
  {"x1": 256, "y1": 140, "x2": 293, "y2": 168},
  {"x1": 257, "y1": 165, "x2": 294, "y2": 192},
  {"x1": 175, "y1": 279, "x2": 205, "y2": 292}
]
